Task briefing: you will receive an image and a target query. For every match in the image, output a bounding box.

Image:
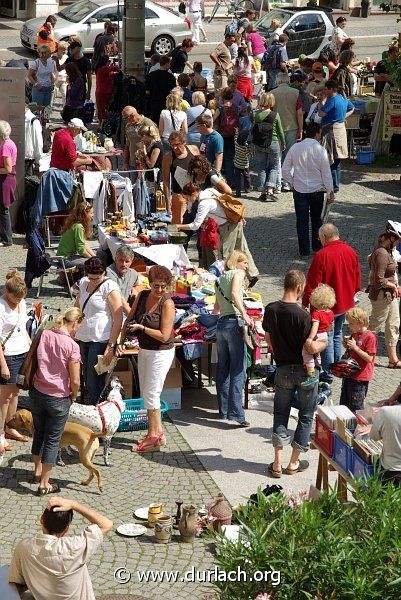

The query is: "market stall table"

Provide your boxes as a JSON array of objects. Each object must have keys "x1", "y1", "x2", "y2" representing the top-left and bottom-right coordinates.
[
  {"x1": 98, "y1": 224, "x2": 191, "y2": 268},
  {"x1": 312, "y1": 440, "x2": 354, "y2": 501}
]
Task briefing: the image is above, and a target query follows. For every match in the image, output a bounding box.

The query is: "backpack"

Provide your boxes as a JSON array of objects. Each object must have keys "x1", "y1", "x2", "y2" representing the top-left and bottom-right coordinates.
[
  {"x1": 216, "y1": 192, "x2": 245, "y2": 223},
  {"x1": 219, "y1": 105, "x2": 239, "y2": 138},
  {"x1": 224, "y1": 19, "x2": 239, "y2": 36},
  {"x1": 263, "y1": 45, "x2": 282, "y2": 71},
  {"x1": 252, "y1": 109, "x2": 277, "y2": 148},
  {"x1": 30, "y1": 117, "x2": 52, "y2": 154}
]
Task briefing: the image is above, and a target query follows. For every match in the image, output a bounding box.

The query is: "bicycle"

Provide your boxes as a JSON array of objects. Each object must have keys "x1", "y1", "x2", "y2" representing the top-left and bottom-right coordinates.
[{"x1": 208, "y1": 0, "x2": 256, "y2": 24}]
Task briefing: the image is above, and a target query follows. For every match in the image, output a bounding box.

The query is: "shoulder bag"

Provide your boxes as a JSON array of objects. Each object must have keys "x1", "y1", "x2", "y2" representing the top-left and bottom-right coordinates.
[
  {"x1": 215, "y1": 280, "x2": 259, "y2": 350},
  {"x1": 0, "y1": 322, "x2": 18, "y2": 351},
  {"x1": 81, "y1": 279, "x2": 109, "y2": 316}
]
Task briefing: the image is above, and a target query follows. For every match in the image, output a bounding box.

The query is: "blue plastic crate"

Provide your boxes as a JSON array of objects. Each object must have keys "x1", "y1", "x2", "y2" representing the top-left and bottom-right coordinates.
[
  {"x1": 356, "y1": 148, "x2": 376, "y2": 165},
  {"x1": 352, "y1": 452, "x2": 374, "y2": 480},
  {"x1": 333, "y1": 433, "x2": 353, "y2": 474},
  {"x1": 118, "y1": 398, "x2": 169, "y2": 432}
]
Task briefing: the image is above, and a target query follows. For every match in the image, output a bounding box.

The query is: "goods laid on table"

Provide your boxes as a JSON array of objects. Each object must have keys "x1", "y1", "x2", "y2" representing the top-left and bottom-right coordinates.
[{"x1": 315, "y1": 404, "x2": 383, "y2": 479}]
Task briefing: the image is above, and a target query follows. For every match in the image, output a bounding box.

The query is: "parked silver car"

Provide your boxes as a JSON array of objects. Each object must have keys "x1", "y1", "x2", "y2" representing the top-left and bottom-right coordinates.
[{"x1": 20, "y1": 0, "x2": 191, "y2": 55}]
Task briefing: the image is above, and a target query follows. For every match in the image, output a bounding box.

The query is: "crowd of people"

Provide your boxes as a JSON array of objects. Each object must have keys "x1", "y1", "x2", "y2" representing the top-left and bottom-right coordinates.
[{"x1": 1, "y1": 8, "x2": 401, "y2": 600}]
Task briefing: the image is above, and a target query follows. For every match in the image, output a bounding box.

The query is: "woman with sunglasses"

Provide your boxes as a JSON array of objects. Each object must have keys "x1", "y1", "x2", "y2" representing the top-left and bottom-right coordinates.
[
  {"x1": 27, "y1": 45, "x2": 57, "y2": 107},
  {"x1": 118, "y1": 266, "x2": 175, "y2": 452},
  {"x1": 57, "y1": 203, "x2": 95, "y2": 267},
  {"x1": 75, "y1": 257, "x2": 123, "y2": 406}
]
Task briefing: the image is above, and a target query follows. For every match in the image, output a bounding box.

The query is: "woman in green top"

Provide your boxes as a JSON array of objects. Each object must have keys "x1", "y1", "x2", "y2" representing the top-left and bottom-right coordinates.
[
  {"x1": 252, "y1": 92, "x2": 286, "y2": 202},
  {"x1": 215, "y1": 251, "x2": 254, "y2": 428},
  {"x1": 57, "y1": 202, "x2": 95, "y2": 266}
]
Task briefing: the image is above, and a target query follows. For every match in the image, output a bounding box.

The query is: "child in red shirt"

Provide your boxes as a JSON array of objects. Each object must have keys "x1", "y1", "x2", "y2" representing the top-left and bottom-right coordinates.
[
  {"x1": 340, "y1": 306, "x2": 377, "y2": 412},
  {"x1": 199, "y1": 218, "x2": 219, "y2": 269},
  {"x1": 302, "y1": 283, "x2": 336, "y2": 387}
]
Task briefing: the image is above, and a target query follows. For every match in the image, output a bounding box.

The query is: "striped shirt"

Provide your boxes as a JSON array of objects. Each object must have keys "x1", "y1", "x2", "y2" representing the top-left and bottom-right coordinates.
[{"x1": 233, "y1": 139, "x2": 250, "y2": 169}]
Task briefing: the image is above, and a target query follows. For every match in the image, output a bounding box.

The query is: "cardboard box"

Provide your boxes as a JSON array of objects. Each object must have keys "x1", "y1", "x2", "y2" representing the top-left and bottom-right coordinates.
[
  {"x1": 114, "y1": 358, "x2": 134, "y2": 398},
  {"x1": 161, "y1": 387, "x2": 181, "y2": 410},
  {"x1": 164, "y1": 366, "x2": 182, "y2": 389}
]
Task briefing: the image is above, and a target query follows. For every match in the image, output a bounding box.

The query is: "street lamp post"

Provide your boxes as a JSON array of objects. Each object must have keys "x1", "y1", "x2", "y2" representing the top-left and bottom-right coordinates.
[{"x1": 123, "y1": 0, "x2": 145, "y2": 81}]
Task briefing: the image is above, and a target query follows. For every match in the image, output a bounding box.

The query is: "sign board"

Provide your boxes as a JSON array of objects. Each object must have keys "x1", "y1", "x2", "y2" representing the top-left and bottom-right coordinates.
[
  {"x1": 383, "y1": 90, "x2": 401, "y2": 141},
  {"x1": 0, "y1": 68, "x2": 26, "y2": 207}
]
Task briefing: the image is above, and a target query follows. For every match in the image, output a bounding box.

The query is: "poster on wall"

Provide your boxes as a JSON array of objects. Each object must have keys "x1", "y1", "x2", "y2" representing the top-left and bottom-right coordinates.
[
  {"x1": 0, "y1": 67, "x2": 25, "y2": 200},
  {"x1": 382, "y1": 90, "x2": 401, "y2": 141}
]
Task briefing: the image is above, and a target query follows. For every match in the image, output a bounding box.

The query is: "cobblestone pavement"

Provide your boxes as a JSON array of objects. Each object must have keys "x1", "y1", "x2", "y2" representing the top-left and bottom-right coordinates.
[{"x1": 0, "y1": 161, "x2": 401, "y2": 598}]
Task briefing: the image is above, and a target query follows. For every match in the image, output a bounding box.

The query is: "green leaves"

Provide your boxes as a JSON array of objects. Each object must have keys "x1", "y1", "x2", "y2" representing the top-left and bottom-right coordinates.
[{"x1": 211, "y1": 478, "x2": 401, "y2": 599}]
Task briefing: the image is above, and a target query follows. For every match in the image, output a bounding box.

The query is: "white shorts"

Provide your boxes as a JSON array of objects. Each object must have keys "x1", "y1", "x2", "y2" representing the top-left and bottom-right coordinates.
[{"x1": 138, "y1": 347, "x2": 175, "y2": 410}]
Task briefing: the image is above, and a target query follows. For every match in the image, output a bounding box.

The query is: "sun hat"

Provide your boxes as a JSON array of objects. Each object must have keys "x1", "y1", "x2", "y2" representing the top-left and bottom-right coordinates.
[{"x1": 68, "y1": 118, "x2": 87, "y2": 132}]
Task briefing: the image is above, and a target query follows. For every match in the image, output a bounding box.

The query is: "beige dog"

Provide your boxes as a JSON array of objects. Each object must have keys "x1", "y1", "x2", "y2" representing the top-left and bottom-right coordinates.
[{"x1": 8, "y1": 409, "x2": 104, "y2": 493}]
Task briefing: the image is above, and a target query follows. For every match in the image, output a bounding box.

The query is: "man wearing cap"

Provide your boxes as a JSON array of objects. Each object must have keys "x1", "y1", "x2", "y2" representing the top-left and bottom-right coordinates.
[
  {"x1": 306, "y1": 63, "x2": 327, "y2": 98},
  {"x1": 333, "y1": 17, "x2": 349, "y2": 54},
  {"x1": 50, "y1": 119, "x2": 93, "y2": 171}
]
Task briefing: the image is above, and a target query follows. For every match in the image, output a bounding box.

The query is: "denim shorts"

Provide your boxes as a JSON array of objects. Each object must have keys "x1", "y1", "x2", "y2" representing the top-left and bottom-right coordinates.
[{"x1": 0, "y1": 353, "x2": 26, "y2": 385}]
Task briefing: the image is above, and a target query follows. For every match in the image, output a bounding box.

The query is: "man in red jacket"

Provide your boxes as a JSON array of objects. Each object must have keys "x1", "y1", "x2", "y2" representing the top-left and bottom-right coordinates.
[{"x1": 302, "y1": 223, "x2": 361, "y2": 382}]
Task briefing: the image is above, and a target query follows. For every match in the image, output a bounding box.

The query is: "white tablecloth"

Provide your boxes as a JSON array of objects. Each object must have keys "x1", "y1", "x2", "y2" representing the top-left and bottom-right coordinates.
[{"x1": 98, "y1": 226, "x2": 191, "y2": 268}]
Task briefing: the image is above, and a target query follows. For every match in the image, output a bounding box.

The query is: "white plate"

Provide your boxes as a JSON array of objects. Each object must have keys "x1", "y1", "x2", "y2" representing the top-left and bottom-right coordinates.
[
  {"x1": 134, "y1": 506, "x2": 150, "y2": 520},
  {"x1": 116, "y1": 523, "x2": 147, "y2": 537}
]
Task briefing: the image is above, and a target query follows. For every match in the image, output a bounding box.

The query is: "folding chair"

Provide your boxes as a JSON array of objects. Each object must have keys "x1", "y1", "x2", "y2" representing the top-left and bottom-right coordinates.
[{"x1": 37, "y1": 253, "x2": 76, "y2": 301}]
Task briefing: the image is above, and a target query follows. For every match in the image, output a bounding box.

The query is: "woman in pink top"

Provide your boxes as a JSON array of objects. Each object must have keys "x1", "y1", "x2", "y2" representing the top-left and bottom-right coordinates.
[
  {"x1": 232, "y1": 47, "x2": 256, "y2": 101},
  {"x1": 246, "y1": 24, "x2": 266, "y2": 60},
  {"x1": 30, "y1": 307, "x2": 83, "y2": 496},
  {"x1": 0, "y1": 121, "x2": 17, "y2": 247}
]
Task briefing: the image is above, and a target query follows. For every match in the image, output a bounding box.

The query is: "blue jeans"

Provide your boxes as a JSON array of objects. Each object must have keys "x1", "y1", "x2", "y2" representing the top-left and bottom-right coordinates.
[
  {"x1": 216, "y1": 316, "x2": 246, "y2": 421},
  {"x1": 222, "y1": 136, "x2": 235, "y2": 187},
  {"x1": 30, "y1": 387, "x2": 71, "y2": 465},
  {"x1": 321, "y1": 313, "x2": 346, "y2": 382},
  {"x1": 330, "y1": 159, "x2": 341, "y2": 191},
  {"x1": 293, "y1": 190, "x2": 324, "y2": 256},
  {"x1": 273, "y1": 365, "x2": 318, "y2": 451},
  {"x1": 31, "y1": 86, "x2": 53, "y2": 107},
  {"x1": 254, "y1": 142, "x2": 281, "y2": 190},
  {"x1": 79, "y1": 340, "x2": 108, "y2": 405}
]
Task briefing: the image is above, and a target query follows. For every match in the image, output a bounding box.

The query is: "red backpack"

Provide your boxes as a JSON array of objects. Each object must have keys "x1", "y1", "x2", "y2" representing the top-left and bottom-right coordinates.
[{"x1": 219, "y1": 105, "x2": 239, "y2": 138}]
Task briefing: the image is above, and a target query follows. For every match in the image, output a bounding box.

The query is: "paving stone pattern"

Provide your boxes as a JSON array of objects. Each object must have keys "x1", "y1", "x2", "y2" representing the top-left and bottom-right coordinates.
[{"x1": 0, "y1": 162, "x2": 401, "y2": 599}]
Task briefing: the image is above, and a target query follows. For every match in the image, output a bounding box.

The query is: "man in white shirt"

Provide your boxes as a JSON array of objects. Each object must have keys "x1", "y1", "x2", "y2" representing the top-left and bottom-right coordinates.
[
  {"x1": 24, "y1": 104, "x2": 43, "y2": 176},
  {"x1": 282, "y1": 122, "x2": 334, "y2": 259},
  {"x1": 187, "y1": 0, "x2": 203, "y2": 45},
  {"x1": 9, "y1": 496, "x2": 113, "y2": 600}
]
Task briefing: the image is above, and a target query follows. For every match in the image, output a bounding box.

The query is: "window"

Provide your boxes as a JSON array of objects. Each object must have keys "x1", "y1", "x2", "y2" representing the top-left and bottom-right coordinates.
[
  {"x1": 92, "y1": 6, "x2": 123, "y2": 23},
  {"x1": 291, "y1": 14, "x2": 321, "y2": 33},
  {"x1": 145, "y1": 7, "x2": 159, "y2": 19},
  {"x1": 58, "y1": 0, "x2": 98, "y2": 23}
]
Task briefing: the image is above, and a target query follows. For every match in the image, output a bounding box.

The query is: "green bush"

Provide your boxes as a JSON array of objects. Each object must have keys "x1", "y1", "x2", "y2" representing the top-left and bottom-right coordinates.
[{"x1": 211, "y1": 478, "x2": 401, "y2": 600}]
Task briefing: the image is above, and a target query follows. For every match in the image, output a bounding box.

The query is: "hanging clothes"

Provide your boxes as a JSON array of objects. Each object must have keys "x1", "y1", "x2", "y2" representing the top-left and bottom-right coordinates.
[{"x1": 132, "y1": 174, "x2": 150, "y2": 217}]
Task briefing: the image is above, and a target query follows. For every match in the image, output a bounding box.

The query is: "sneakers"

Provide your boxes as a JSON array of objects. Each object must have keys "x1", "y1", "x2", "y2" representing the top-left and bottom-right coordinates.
[{"x1": 281, "y1": 183, "x2": 291, "y2": 192}]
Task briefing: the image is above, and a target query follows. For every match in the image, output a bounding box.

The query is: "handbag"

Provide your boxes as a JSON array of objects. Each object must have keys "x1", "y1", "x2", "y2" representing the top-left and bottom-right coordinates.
[
  {"x1": 215, "y1": 280, "x2": 258, "y2": 348},
  {"x1": 16, "y1": 329, "x2": 43, "y2": 391}
]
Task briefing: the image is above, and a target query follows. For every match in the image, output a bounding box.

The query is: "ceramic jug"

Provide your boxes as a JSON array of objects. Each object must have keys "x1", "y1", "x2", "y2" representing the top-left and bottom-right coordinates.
[
  {"x1": 154, "y1": 515, "x2": 173, "y2": 544},
  {"x1": 179, "y1": 504, "x2": 197, "y2": 543},
  {"x1": 148, "y1": 503, "x2": 163, "y2": 526},
  {"x1": 208, "y1": 494, "x2": 232, "y2": 531}
]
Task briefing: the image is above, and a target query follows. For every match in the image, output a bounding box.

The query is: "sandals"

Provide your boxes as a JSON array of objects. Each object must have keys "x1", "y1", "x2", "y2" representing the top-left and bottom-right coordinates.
[
  {"x1": 133, "y1": 432, "x2": 166, "y2": 453},
  {"x1": 36, "y1": 483, "x2": 60, "y2": 496},
  {"x1": 267, "y1": 462, "x2": 282, "y2": 478},
  {"x1": 388, "y1": 361, "x2": 401, "y2": 369},
  {"x1": 282, "y1": 460, "x2": 310, "y2": 475}
]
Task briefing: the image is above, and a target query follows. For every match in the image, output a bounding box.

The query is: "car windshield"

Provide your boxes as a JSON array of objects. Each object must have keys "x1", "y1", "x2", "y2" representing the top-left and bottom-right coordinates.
[
  {"x1": 57, "y1": 0, "x2": 99, "y2": 23},
  {"x1": 255, "y1": 9, "x2": 294, "y2": 33}
]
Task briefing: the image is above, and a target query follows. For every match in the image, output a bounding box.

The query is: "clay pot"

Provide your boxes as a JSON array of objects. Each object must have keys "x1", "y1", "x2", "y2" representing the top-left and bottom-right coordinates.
[
  {"x1": 154, "y1": 515, "x2": 173, "y2": 544},
  {"x1": 148, "y1": 503, "x2": 163, "y2": 526},
  {"x1": 179, "y1": 504, "x2": 197, "y2": 543},
  {"x1": 208, "y1": 494, "x2": 232, "y2": 531}
]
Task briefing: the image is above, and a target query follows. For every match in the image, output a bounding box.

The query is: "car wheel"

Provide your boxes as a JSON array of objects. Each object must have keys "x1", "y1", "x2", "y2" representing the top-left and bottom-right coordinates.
[{"x1": 152, "y1": 35, "x2": 175, "y2": 56}]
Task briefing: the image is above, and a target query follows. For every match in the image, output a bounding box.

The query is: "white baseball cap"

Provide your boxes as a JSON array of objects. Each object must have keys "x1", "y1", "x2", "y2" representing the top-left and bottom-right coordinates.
[{"x1": 68, "y1": 118, "x2": 87, "y2": 132}]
